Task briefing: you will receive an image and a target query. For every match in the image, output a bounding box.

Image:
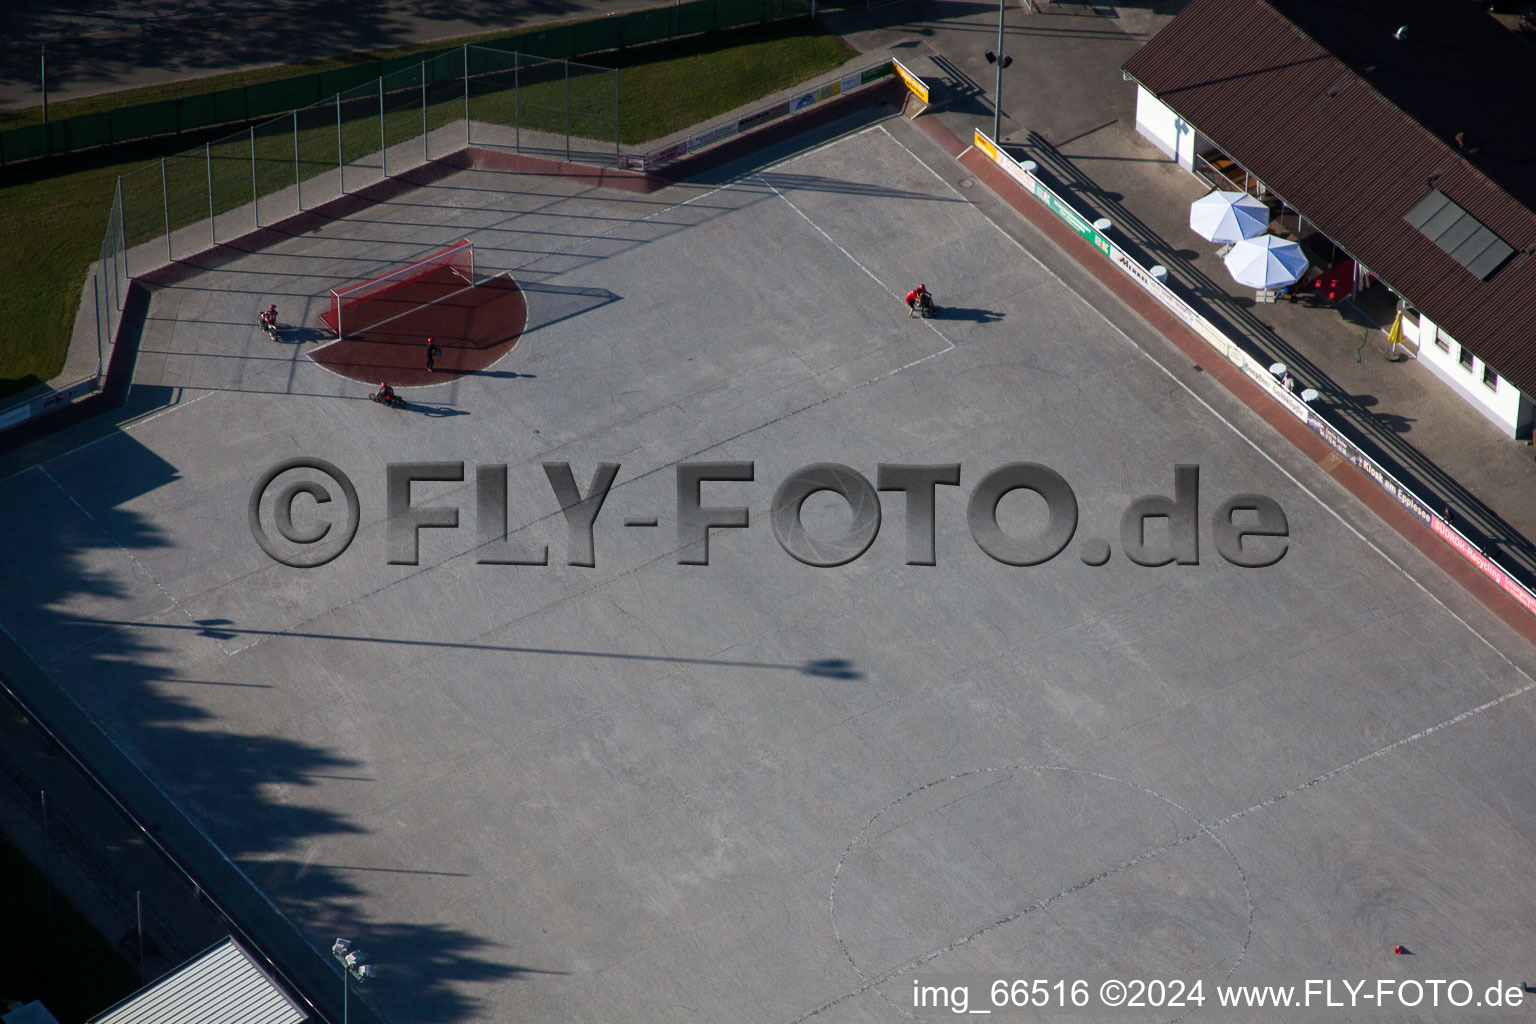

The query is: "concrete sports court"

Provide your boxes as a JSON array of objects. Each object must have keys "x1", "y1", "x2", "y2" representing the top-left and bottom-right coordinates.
[{"x1": 4, "y1": 104, "x2": 1536, "y2": 1023}]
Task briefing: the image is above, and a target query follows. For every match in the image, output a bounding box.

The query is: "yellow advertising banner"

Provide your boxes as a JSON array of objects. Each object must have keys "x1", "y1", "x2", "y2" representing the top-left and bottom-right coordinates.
[
  {"x1": 973, "y1": 128, "x2": 999, "y2": 162},
  {"x1": 892, "y1": 59, "x2": 930, "y2": 105}
]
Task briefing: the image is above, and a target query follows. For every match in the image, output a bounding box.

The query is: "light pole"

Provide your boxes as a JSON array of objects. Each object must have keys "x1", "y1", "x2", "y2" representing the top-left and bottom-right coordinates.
[
  {"x1": 332, "y1": 938, "x2": 377, "y2": 1024},
  {"x1": 984, "y1": 0, "x2": 1013, "y2": 144}
]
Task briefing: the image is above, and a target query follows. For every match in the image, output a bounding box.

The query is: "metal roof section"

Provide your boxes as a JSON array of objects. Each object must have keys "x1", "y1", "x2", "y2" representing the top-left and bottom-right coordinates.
[
  {"x1": 1405, "y1": 190, "x2": 1515, "y2": 281},
  {"x1": 2, "y1": 1003, "x2": 63, "y2": 1024},
  {"x1": 88, "y1": 937, "x2": 307, "y2": 1024},
  {"x1": 1122, "y1": 0, "x2": 1536, "y2": 398},
  {"x1": 1268, "y1": 0, "x2": 1536, "y2": 210}
]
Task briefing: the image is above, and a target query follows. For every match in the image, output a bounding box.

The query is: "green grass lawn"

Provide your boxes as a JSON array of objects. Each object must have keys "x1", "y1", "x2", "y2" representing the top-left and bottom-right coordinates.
[
  {"x1": 0, "y1": 14, "x2": 606, "y2": 134},
  {"x1": 0, "y1": 150, "x2": 143, "y2": 395},
  {"x1": 602, "y1": 21, "x2": 857, "y2": 145},
  {"x1": 0, "y1": 21, "x2": 856, "y2": 399}
]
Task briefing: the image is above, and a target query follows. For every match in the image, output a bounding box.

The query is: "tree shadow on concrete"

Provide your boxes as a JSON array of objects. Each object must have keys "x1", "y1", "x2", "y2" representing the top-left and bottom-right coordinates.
[
  {"x1": 0, "y1": 408, "x2": 867, "y2": 1021},
  {"x1": 0, "y1": 429, "x2": 527, "y2": 1024}
]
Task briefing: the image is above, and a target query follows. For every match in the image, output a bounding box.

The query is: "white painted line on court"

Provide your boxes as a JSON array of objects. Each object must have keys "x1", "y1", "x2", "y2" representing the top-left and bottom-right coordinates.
[
  {"x1": 752, "y1": 155, "x2": 957, "y2": 373},
  {"x1": 303, "y1": 272, "x2": 523, "y2": 391},
  {"x1": 810, "y1": 764, "x2": 1255, "y2": 1024},
  {"x1": 34, "y1": 463, "x2": 234, "y2": 657},
  {"x1": 1212, "y1": 671, "x2": 1536, "y2": 830},
  {"x1": 228, "y1": 137, "x2": 963, "y2": 658},
  {"x1": 302, "y1": 181, "x2": 754, "y2": 391},
  {"x1": 778, "y1": 117, "x2": 1536, "y2": 1024},
  {"x1": 884, "y1": 121, "x2": 1532, "y2": 685},
  {"x1": 0, "y1": 385, "x2": 227, "y2": 483},
  {"x1": 238, "y1": 125, "x2": 1536, "y2": 844}
]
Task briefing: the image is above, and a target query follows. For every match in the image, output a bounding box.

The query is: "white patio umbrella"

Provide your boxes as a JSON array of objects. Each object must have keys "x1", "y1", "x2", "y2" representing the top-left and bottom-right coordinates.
[
  {"x1": 1223, "y1": 234, "x2": 1308, "y2": 289},
  {"x1": 1189, "y1": 190, "x2": 1269, "y2": 243}
]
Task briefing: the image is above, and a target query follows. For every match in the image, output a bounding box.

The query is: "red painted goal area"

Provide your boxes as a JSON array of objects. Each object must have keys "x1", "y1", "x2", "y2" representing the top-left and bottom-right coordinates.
[{"x1": 322, "y1": 239, "x2": 475, "y2": 339}]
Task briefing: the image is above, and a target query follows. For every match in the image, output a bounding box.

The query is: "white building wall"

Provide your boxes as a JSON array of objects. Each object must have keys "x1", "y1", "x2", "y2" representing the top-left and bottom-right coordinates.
[
  {"x1": 1133, "y1": 85, "x2": 1532, "y2": 438},
  {"x1": 1415, "y1": 315, "x2": 1531, "y2": 437},
  {"x1": 1134, "y1": 86, "x2": 1199, "y2": 170}
]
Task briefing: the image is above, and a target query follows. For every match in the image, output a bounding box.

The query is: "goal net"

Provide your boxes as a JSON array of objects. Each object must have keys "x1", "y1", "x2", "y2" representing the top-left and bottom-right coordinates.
[{"x1": 325, "y1": 239, "x2": 475, "y2": 339}]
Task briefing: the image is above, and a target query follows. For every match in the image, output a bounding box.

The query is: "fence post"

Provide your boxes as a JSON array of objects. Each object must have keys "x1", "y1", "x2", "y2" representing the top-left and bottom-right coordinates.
[
  {"x1": 115, "y1": 177, "x2": 127, "y2": 309},
  {"x1": 96, "y1": 271, "x2": 108, "y2": 374},
  {"x1": 108, "y1": 234, "x2": 119, "y2": 332},
  {"x1": 615, "y1": 68, "x2": 620, "y2": 161},
  {"x1": 161, "y1": 158, "x2": 171, "y2": 263},
  {"x1": 102, "y1": 202, "x2": 115, "y2": 317},
  {"x1": 565, "y1": 59, "x2": 571, "y2": 163},
  {"x1": 251, "y1": 127, "x2": 259, "y2": 230},
  {"x1": 92, "y1": 273, "x2": 102, "y2": 375},
  {"x1": 105, "y1": 223, "x2": 115, "y2": 313},
  {"x1": 379, "y1": 77, "x2": 387, "y2": 178},
  {"x1": 106, "y1": 212, "x2": 118, "y2": 319},
  {"x1": 421, "y1": 61, "x2": 429, "y2": 162},
  {"x1": 115, "y1": 202, "x2": 123, "y2": 313},
  {"x1": 464, "y1": 45, "x2": 471, "y2": 148},
  {"x1": 206, "y1": 142, "x2": 215, "y2": 244},
  {"x1": 294, "y1": 110, "x2": 302, "y2": 211},
  {"x1": 514, "y1": 52, "x2": 521, "y2": 152},
  {"x1": 337, "y1": 93, "x2": 345, "y2": 194}
]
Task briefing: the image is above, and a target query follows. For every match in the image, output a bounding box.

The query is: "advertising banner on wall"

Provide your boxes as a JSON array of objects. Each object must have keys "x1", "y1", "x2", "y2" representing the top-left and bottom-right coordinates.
[
  {"x1": 892, "y1": 59, "x2": 929, "y2": 104},
  {"x1": 738, "y1": 101, "x2": 790, "y2": 132},
  {"x1": 633, "y1": 61, "x2": 898, "y2": 173},
  {"x1": 1431, "y1": 515, "x2": 1536, "y2": 615},
  {"x1": 969, "y1": 125, "x2": 1536, "y2": 619},
  {"x1": 686, "y1": 122, "x2": 739, "y2": 153}
]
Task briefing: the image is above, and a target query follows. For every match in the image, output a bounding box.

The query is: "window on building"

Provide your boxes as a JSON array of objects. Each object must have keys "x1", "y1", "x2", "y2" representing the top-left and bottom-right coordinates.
[
  {"x1": 1458, "y1": 345, "x2": 1474, "y2": 370},
  {"x1": 1433, "y1": 330, "x2": 1450, "y2": 353},
  {"x1": 1484, "y1": 365, "x2": 1499, "y2": 390}
]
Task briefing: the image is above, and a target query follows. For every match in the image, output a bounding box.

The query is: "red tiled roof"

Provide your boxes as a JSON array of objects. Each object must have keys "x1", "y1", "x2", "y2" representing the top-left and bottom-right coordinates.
[{"x1": 1122, "y1": 0, "x2": 1536, "y2": 399}]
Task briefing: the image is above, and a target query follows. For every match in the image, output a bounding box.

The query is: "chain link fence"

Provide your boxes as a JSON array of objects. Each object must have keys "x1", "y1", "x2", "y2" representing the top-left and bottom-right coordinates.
[
  {"x1": 1, "y1": 0, "x2": 853, "y2": 164},
  {"x1": 466, "y1": 49, "x2": 619, "y2": 162},
  {"x1": 252, "y1": 112, "x2": 301, "y2": 227},
  {"x1": 104, "y1": 44, "x2": 619, "y2": 281},
  {"x1": 55, "y1": 44, "x2": 618, "y2": 429},
  {"x1": 24, "y1": 28, "x2": 882, "y2": 433}
]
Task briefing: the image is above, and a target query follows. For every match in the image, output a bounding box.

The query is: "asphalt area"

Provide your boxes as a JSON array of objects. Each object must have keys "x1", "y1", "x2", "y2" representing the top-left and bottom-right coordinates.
[{"x1": 2, "y1": 113, "x2": 1536, "y2": 1024}]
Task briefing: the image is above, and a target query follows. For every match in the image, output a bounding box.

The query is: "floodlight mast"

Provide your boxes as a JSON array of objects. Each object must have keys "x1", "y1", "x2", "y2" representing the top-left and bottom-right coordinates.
[
  {"x1": 333, "y1": 938, "x2": 376, "y2": 1024},
  {"x1": 984, "y1": 0, "x2": 1014, "y2": 144}
]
